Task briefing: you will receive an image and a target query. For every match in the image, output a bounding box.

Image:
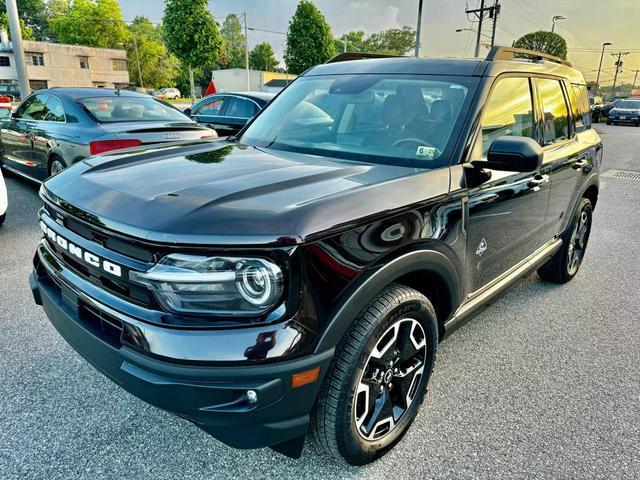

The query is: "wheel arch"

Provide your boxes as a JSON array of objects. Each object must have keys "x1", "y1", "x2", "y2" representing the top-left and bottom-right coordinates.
[
  {"x1": 47, "y1": 151, "x2": 66, "y2": 175},
  {"x1": 313, "y1": 245, "x2": 463, "y2": 354},
  {"x1": 582, "y1": 183, "x2": 599, "y2": 209}
]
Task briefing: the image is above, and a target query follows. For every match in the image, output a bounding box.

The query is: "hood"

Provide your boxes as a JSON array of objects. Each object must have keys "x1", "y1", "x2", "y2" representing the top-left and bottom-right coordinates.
[{"x1": 43, "y1": 141, "x2": 449, "y2": 246}]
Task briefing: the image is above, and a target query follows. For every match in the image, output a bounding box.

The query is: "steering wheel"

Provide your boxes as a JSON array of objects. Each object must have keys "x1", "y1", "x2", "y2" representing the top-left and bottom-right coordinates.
[{"x1": 392, "y1": 137, "x2": 441, "y2": 157}]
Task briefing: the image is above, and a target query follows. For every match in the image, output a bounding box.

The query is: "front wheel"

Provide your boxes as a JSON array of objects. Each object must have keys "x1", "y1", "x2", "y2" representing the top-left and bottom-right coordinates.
[
  {"x1": 48, "y1": 157, "x2": 67, "y2": 177},
  {"x1": 538, "y1": 198, "x2": 593, "y2": 283},
  {"x1": 311, "y1": 284, "x2": 438, "y2": 465}
]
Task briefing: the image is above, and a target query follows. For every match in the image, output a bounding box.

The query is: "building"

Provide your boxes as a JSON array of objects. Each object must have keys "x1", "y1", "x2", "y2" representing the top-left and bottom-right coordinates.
[
  {"x1": 0, "y1": 29, "x2": 130, "y2": 91},
  {"x1": 212, "y1": 69, "x2": 295, "y2": 93}
]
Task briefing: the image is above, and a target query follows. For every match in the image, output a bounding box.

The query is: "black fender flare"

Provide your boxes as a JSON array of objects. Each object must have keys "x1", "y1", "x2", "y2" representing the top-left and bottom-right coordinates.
[{"x1": 313, "y1": 243, "x2": 463, "y2": 354}]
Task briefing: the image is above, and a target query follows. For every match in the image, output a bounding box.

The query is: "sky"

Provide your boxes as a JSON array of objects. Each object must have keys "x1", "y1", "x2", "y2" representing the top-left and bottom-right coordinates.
[{"x1": 117, "y1": 0, "x2": 640, "y2": 85}]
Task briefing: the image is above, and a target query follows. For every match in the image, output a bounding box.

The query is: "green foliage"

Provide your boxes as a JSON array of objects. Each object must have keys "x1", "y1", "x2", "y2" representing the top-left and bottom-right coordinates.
[
  {"x1": 249, "y1": 42, "x2": 278, "y2": 71},
  {"x1": 0, "y1": 0, "x2": 47, "y2": 40},
  {"x1": 513, "y1": 31, "x2": 568, "y2": 60},
  {"x1": 0, "y1": 12, "x2": 35, "y2": 40},
  {"x1": 334, "y1": 26, "x2": 416, "y2": 56},
  {"x1": 127, "y1": 17, "x2": 180, "y2": 89},
  {"x1": 220, "y1": 13, "x2": 245, "y2": 69},
  {"x1": 162, "y1": 0, "x2": 223, "y2": 68},
  {"x1": 48, "y1": 0, "x2": 129, "y2": 48},
  {"x1": 333, "y1": 30, "x2": 367, "y2": 53},
  {"x1": 284, "y1": 0, "x2": 335, "y2": 74}
]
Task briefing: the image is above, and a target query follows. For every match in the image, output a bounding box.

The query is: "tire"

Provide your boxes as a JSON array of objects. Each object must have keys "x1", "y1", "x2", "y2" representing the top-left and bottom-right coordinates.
[
  {"x1": 311, "y1": 284, "x2": 438, "y2": 465},
  {"x1": 48, "y1": 156, "x2": 67, "y2": 177},
  {"x1": 606, "y1": 119, "x2": 612, "y2": 125},
  {"x1": 538, "y1": 198, "x2": 593, "y2": 284}
]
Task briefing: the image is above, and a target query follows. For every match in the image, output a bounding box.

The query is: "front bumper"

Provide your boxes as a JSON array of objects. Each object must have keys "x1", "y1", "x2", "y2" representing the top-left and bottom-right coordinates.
[{"x1": 30, "y1": 246, "x2": 334, "y2": 455}]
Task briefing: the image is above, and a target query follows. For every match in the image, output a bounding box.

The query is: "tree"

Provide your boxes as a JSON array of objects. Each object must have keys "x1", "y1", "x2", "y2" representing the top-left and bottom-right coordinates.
[
  {"x1": 0, "y1": 12, "x2": 35, "y2": 40},
  {"x1": 333, "y1": 30, "x2": 367, "y2": 53},
  {"x1": 48, "y1": 0, "x2": 129, "y2": 48},
  {"x1": 249, "y1": 42, "x2": 278, "y2": 71},
  {"x1": 0, "y1": 0, "x2": 47, "y2": 40},
  {"x1": 220, "y1": 13, "x2": 245, "y2": 69},
  {"x1": 334, "y1": 27, "x2": 416, "y2": 56},
  {"x1": 127, "y1": 17, "x2": 180, "y2": 89},
  {"x1": 163, "y1": 0, "x2": 224, "y2": 100},
  {"x1": 284, "y1": 0, "x2": 335, "y2": 74},
  {"x1": 513, "y1": 31, "x2": 567, "y2": 60}
]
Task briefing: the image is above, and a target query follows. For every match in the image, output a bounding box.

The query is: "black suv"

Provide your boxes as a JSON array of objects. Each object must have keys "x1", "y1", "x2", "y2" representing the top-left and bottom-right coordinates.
[{"x1": 30, "y1": 47, "x2": 601, "y2": 465}]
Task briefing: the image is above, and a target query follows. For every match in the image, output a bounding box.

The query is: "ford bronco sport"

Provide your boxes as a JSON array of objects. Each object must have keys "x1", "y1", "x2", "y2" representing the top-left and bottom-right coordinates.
[{"x1": 30, "y1": 47, "x2": 601, "y2": 465}]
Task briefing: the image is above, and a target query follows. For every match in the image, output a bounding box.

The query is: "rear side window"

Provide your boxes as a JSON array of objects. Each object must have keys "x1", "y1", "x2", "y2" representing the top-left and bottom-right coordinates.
[
  {"x1": 225, "y1": 97, "x2": 258, "y2": 118},
  {"x1": 44, "y1": 95, "x2": 65, "y2": 122},
  {"x1": 537, "y1": 78, "x2": 569, "y2": 145},
  {"x1": 480, "y1": 76, "x2": 535, "y2": 157},
  {"x1": 571, "y1": 83, "x2": 591, "y2": 131}
]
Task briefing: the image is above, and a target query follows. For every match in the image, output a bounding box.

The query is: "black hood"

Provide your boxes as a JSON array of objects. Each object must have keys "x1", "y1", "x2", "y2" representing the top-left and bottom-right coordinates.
[{"x1": 43, "y1": 141, "x2": 449, "y2": 246}]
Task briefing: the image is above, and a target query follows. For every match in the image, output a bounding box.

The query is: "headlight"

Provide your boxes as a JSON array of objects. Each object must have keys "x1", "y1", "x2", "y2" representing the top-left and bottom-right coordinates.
[{"x1": 130, "y1": 254, "x2": 284, "y2": 316}]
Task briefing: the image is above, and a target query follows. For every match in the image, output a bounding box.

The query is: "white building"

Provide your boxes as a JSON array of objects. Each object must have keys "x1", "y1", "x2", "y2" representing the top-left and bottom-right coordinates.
[{"x1": 212, "y1": 68, "x2": 295, "y2": 93}]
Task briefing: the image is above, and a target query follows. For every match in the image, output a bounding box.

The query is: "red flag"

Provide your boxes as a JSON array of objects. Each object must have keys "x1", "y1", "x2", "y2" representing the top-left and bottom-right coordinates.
[{"x1": 205, "y1": 79, "x2": 217, "y2": 96}]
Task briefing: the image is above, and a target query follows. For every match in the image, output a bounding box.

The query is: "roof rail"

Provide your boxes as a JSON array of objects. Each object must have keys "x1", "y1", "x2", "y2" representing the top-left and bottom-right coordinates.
[
  {"x1": 487, "y1": 46, "x2": 572, "y2": 67},
  {"x1": 325, "y1": 52, "x2": 404, "y2": 64}
]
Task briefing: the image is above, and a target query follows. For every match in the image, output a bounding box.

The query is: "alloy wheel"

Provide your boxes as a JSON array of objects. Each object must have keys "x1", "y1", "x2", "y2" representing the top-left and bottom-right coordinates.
[
  {"x1": 567, "y1": 209, "x2": 590, "y2": 275},
  {"x1": 353, "y1": 318, "x2": 427, "y2": 441},
  {"x1": 50, "y1": 160, "x2": 64, "y2": 176}
]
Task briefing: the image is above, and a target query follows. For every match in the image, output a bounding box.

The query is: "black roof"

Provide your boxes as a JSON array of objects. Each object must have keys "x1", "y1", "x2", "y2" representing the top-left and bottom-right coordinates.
[{"x1": 263, "y1": 79, "x2": 294, "y2": 88}]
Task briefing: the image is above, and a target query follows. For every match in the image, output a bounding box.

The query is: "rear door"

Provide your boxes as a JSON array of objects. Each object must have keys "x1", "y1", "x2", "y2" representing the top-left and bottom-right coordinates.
[
  {"x1": 0, "y1": 94, "x2": 48, "y2": 178},
  {"x1": 221, "y1": 96, "x2": 259, "y2": 134},
  {"x1": 536, "y1": 77, "x2": 591, "y2": 241},
  {"x1": 465, "y1": 75, "x2": 551, "y2": 291}
]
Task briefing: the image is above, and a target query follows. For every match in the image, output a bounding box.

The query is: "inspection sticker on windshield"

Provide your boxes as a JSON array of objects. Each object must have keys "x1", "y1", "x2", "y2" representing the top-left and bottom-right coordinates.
[{"x1": 416, "y1": 145, "x2": 436, "y2": 159}]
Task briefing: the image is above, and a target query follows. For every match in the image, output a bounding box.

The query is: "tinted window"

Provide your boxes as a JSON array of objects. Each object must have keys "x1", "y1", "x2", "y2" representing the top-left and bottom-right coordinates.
[
  {"x1": 480, "y1": 77, "x2": 534, "y2": 156},
  {"x1": 44, "y1": 95, "x2": 65, "y2": 122},
  {"x1": 570, "y1": 84, "x2": 591, "y2": 132},
  {"x1": 78, "y1": 96, "x2": 188, "y2": 123},
  {"x1": 18, "y1": 94, "x2": 49, "y2": 120},
  {"x1": 616, "y1": 100, "x2": 640, "y2": 109},
  {"x1": 538, "y1": 79, "x2": 569, "y2": 145},
  {"x1": 225, "y1": 97, "x2": 258, "y2": 118},
  {"x1": 241, "y1": 74, "x2": 476, "y2": 168},
  {"x1": 193, "y1": 96, "x2": 227, "y2": 115}
]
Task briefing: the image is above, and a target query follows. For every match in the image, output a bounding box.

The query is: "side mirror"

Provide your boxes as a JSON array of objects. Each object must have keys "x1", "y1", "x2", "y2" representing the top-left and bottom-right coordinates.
[
  {"x1": 183, "y1": 107, "x2": 192, "y2": 116},
  {"x1": 472, "y1": 136, "x2": 543, "y2": 172},
  {"x1": 11, "y1": 110, "x2": 19, "y2": 119}
]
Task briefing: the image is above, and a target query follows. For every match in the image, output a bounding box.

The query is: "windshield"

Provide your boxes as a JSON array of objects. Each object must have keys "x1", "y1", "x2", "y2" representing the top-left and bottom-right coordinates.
[
  {"x1": 240, "y1": 74, "x2": 477, "y2": 168},
  {"x1": 78, "y1": 96, "x2": 189, "y2": 123},
  {"x1": 616, "y1": 100, "x2": 640, "y2": 109}
]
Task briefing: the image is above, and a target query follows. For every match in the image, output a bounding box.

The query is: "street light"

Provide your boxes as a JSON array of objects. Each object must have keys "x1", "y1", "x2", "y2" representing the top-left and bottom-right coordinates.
[
  {"x1": 551, "y1": 15, "x2": 566, "y2": 33},
  {"x1": 456, "y1": 28, "x2": 492, "y2": 39},
  {"x1": 595, "y1": 42, "x2": 613, "y2": 95}
]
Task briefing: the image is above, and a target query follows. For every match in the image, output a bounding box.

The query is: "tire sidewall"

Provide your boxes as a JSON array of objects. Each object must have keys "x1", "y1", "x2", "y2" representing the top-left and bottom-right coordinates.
[
  {"x1": 338, "y1": 294, "x2": 438, "y2": 463},
  {"x1": 563, "y1": 198, "x2": 593, "y2": 279}
]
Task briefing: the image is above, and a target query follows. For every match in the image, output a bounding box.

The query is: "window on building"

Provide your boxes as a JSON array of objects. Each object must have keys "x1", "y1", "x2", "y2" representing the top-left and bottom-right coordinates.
[
  {"x1": 79, "y1": 56, "x2": 89, "y2": 69},
  {"x1": 29, "y1": 79, "x2": 48, "y2": 90},
  {"x1": 537, "y1": 78, "x2": 570, "y2": 145},
  {"x1": 0, "y1": 56, "x2": 10, "y2": 67},
  {"x1": 112, "y1": 59, "x2": 128, "y2": 71},
  {"x1": 25, "y1": 52, "x2": 45, "y2": 66},
  {"x1": 479, "y1": 76, "x2": 535, "y2": 157}
]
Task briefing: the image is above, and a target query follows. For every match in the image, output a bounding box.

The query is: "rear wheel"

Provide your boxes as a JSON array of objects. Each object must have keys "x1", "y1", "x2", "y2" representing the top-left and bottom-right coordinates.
[
  {"x1": 0, "y1": 212, "x2": 5, "y2": 225},
  {"x1": 48, "y1": 156, "x2": 66, "y2": 177},
  {"x1": 311, "y1": 284, "x2": 438, "y2": 465},
  {"x1": 538, "y1": 198, "x2": 593, "y2": 284}
]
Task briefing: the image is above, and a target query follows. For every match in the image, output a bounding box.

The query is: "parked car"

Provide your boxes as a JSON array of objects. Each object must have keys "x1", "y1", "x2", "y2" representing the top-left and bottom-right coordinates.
[
  {"x1": 0, "y1": 84, "x2": 21, "y2": 102},
  {"x1": 606, "y1": 99, "x2": 640, "y2": 126},
  {"x1": 0, "y1": 166, "x2": 6, "y2": 225},
  {"x1": 31, "y1": 47, "x2": 601, "y2": 465},
  {"x1": 0, "y1": 88, "x2": 216, "y2": 182},
  {"x1": 600, "y1": 99, "x2": 620, "y2": 118},
  {"x1": 589, "y1": 95, "x2": 604, "y2": 122},
  {"x1": 154, "y1": 87, "x2": 181, "y2": 100},
  {"x1": 184, "y1": 92, "x2": 275, "y2": 136}
]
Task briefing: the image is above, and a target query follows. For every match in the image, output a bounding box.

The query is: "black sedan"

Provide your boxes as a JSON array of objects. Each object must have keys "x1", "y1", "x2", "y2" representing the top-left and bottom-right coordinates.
[
  {"x1": 0, "y1": 88, "x2": 216, "y2": 182},
  {"x1": 184, "y1": 92, "x2": 274, "y2": 136}
]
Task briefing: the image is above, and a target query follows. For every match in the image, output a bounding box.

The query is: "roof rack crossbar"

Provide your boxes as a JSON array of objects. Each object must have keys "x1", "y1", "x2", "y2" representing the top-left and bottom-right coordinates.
[
  {"x1": 486, "y1": 46, "x2": 572, "y2": 67},
  {"x1": 325, "y1": 52, "x2": 405, "y2": 64}
]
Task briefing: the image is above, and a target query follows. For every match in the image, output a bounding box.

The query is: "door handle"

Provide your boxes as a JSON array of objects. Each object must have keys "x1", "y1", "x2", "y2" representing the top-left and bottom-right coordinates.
[
  {"x1": 572, "y1": 158, "x2": 588, "y2": 169},
  {"x1": 527, "y1": 174, "x2": 549, "y2": 189}
]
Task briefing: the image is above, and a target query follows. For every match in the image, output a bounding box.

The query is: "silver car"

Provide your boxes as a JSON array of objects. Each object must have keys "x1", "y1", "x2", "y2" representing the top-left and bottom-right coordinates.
[{"x1": 0, "y1": 88, "x2": 216, "y2": 182}]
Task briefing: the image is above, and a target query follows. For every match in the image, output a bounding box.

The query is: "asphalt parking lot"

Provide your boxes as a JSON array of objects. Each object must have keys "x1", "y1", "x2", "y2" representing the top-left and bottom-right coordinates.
[{"x1": 1, "y1": 124, "x2": 640, "y2": 479}]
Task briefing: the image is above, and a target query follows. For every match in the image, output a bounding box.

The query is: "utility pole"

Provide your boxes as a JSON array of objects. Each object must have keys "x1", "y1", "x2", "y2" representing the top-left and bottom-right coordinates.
[
  {"x1": 595, "y1": 42, "x2": 612, "y2": 95},
  {"x1": 465, "y1": 1, "x2": 498, "y2": 57},
  {"x1": 632, "y1": 69, "x2": 639, "y2": 94},
  {"x1": 610, "y1": 51, "x2": 630, "y2": 101},
  {"x1": 6, "y1": 0, "x2": 30, "y2": 98},
  {"x1": 243, "y1": 12, "x2": 250, "y2": 91},
  {"x1": 133, "y1": 36, "x2": 143, "y2": 89},
  {"x1": 415, "y1": 0, "x2": 424, "y2": 57}
]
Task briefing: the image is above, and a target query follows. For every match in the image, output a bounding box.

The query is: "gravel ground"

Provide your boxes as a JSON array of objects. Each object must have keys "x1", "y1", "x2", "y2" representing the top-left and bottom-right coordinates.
[{"x1": 1, "y1": 124, "x2": 640, "y2": 479}]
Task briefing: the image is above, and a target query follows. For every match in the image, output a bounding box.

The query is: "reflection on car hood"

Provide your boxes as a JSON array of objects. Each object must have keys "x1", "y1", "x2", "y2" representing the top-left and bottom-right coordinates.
[{"x1": 43, "y1": 141, "x2": 449, "y2": 246}]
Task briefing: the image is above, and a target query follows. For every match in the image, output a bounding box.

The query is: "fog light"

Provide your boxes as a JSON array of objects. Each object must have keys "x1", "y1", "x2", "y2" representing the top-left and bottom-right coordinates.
[{"x1": 246, "y1": 390, "x2": 258, "y2": 404}]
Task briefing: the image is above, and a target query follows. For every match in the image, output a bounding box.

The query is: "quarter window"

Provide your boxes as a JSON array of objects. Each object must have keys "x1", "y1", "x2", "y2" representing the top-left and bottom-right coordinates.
[
  {"x1": 571, "y1": 84, "x2": 591, "y2": 131},
  {"x1": 538, "y1": 78, "x2": 570, "y2": 145},
  {"x1": 479, "y1": 77, "x2": 535, "y2": 157}
]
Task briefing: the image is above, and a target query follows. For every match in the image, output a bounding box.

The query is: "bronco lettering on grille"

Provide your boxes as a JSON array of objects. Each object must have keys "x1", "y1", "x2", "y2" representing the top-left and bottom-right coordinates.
[{"x1": 40, "y1": 221, "x2": 122, "y2": 278}]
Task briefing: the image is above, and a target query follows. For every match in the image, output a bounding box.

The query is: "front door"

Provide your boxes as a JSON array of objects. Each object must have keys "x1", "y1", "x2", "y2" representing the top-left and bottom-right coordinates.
[
  {"x1": 191, "y1": 95, "x2": 233, "y2": 134},
  {"x1": 465, "y1": 75, "x2": 551, "y2": 292}
]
